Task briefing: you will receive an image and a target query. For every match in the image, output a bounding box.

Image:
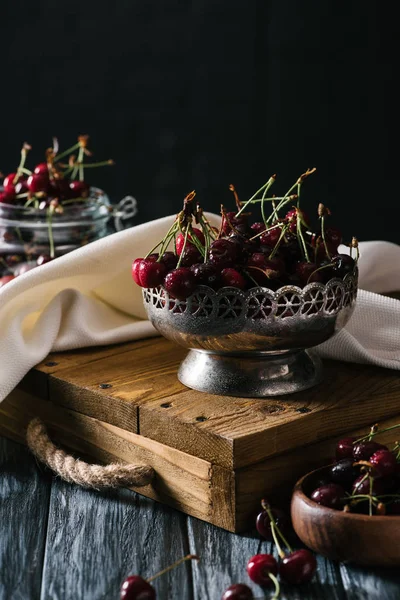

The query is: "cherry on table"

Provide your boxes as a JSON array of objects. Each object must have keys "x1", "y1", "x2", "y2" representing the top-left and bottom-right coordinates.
[
  {"x1": 353, "y1": 440, "x2": 388, "y2": 461},
  {"x1": 246, "y1": 553, "x2": 278, "y2": 586},
  {"x1": 256, "y1": 507, "x2": 291, "y2": 541},
  {"x1": 335, "y1": 436, "x2": 357, "y2": 460},
  {"x1": 279, "y1": 549, "x2": 317, "y2": 585},
  {"x1": 164, "y1": 267, "x2": 196, "y2": 300},
  {"x1": 369, "y1": 449, "x2": 397, "y2": 478},
  {"x1": 310, "y1": 483, "x2": 346, "y2": 509},
  {"x1": 120, "y1": 575, "x2": 156, "y2": 600},
  {"x1": 221, "y1": 583, "x2": 254, "y2": 599}
]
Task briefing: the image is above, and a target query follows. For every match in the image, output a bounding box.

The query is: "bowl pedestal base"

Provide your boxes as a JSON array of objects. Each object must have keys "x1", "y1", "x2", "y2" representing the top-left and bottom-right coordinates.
[{"x1": 177, "y1": 349, "x2": 323, "y2": 397}]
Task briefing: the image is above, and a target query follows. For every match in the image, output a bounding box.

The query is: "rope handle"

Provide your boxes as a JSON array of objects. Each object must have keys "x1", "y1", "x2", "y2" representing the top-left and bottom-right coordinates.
[{"x1": 26, "y1": 418, "x2": 155, "y2": 490}]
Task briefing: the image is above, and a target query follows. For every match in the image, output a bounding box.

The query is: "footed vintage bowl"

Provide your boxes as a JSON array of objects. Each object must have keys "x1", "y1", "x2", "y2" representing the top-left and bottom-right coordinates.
[{"x1": 143, "y1": 270, "x2": 358, "y2": 397}]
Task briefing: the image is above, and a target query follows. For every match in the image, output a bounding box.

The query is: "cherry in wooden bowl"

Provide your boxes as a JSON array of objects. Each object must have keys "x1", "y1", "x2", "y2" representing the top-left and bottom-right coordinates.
[{"x1": 291, "y1": 465, "x2": 400, "y2": 567}]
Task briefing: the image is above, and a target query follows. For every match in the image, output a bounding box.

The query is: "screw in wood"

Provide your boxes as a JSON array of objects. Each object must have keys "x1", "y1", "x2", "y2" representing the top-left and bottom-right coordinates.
[
  {"x1": 99, "y1": 383, "x2": 112, "y2": 389},
  {"x1": 296, "y1": 407, "x2": 311, "y2": 413},
  {"x1": 45, "y1": 361, "x2": 58, "y2": 367},
  {"x1": 196, "y1": 416, "x2": 208, "y2": 422},
  {"x1": 160, "y1": 402, "x2": 172, "y2": 408}
]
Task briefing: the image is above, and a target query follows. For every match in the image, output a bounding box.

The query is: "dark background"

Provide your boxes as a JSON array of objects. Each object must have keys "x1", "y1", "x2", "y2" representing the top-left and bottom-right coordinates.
[{"x1": 0, "y1": 1, "x2": 398, "y2": 243}]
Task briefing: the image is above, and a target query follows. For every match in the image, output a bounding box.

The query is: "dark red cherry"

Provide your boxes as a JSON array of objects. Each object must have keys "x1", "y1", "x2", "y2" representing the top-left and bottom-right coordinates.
[
  {"x1": 222, "y1": 212, "x2": 248, "y2": 236},
  {"x1": 325, "y1": 227, "x2": 342, "y2": 248},
  {"x1": 352, "y1": 474, "x2": 386, "y2": 496},
  {"x1": 14, "y1": 179, "x2": 29, "y2": 195},
  {"x1": 331, "y1": 254, "x2": 356, "y2": 277},
  {"x1": 285, "y1": 208, "x2": 309, "y2": 232},
  {"x1": 221, "y1": 583, "x2": 254, "y2": 600},
  {"x1": 310, "y1": 483, "x2": 346, "y2": 509},
  {"x1": 37, "y1": 255, "x2": 53, "y2": 267},
  {"x1": 256, "y1": 507, "x2": 290, "y2": 541},
  {"x1": 259, "y1": 226, "x2": 282, "y2": 247},
  {"x1": 139, "y1": 259, "x2": 167, "y2": 288},
  {"x1": 228, "y1": 234, "x2": 255, "y2": 262},
  {"x1": 295, "y1": 261, "x2": 323, "y2": 286},
  {"x1": 369, "y1": 449, "x2": 397, "y2": 478},
  {"x1": 132, "y1": 258, "x2": 144, "y2": 286},
  {"x1": 330, "y1": 459, "x2": 360, "y2": 489},
  {"x1": 120, "y1": 575, "x2": 156, "y2": 600},
  {"x1": 179, "y1": 245, "x2": 202, "y2": 267},
  {"x1": 176, "y1": 227, "x2": 205, "y2": 255},
  {"x1": 69, "y1": 180, "x2": 90, "y2": 198},
  {"x1": 335, "y1": 436, "x2": 357, "y2": 460},
  {"x1": 353, "y1": 441, "x2": 388, "y2": 462},
  {"x1": 160, "y1": 251, "x2": 178, "y2": 271},
  {"x1": 27, "y1": 173, "x2": 49, "y2": 194},
  {"x1": 0, "y1": 273, "x2": 16, "y2": 287},
  {"x1": 250, "y1": 222, "x2": 266, "y2": 236},
  {"x1": 220, "y1": 268, "x2": 246, "y2": 290},
  {"x1": 208, "y1": 239, "x2": 237, "y2": 268},
  {"x1": 33, "y1": 162, "x2": 49, "y2": 176},
  {"x1": 2, "y1": 172, "x2": 20, "y2": 192},
  {"x1": 191, "y1": 263, "x2": 220, "y2": 288},
  {"x1": 164, "y1": 267, "x2": 196, "y2": 300},
  {"x1": 0, "y1": 191, "x2": 16, "y2": 204},
  {"x1": 280, "y1": 549, "x2": 317, "y2": 584},
  {"x1": 246, "y1": 554, "x2": 278, "y2": 586}
]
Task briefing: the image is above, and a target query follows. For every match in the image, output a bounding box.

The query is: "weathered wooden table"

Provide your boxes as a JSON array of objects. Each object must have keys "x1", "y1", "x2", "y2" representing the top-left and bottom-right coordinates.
[{"x1": 1, "y1": 435, "x2": 400, "y2": 600}]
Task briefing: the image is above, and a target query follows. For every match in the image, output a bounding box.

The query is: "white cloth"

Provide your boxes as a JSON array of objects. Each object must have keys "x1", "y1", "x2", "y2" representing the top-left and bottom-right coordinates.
[{"x1": 0, "y1": 215, "x2": 399, "y2": 403}]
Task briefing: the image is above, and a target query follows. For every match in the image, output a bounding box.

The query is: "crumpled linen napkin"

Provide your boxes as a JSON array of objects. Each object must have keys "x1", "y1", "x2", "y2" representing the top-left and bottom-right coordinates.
[{"x1": 0, "y1": 213, "x2": 399, "y2": 403}]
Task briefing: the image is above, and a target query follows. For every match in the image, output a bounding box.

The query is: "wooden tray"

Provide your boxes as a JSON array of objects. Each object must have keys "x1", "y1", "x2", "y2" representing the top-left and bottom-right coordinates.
[{"x1": 1, "y1": 337, "x2": 400, "y2": 532}]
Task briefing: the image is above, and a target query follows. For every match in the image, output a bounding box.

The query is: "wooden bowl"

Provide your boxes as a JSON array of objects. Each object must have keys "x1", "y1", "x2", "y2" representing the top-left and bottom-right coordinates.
[{"x1": 291, "y1": 465, "x2": 400, "y2": 566}]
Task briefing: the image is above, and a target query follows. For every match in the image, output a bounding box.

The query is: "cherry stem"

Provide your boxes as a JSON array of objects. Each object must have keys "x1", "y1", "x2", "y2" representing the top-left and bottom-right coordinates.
[
  {"x1": 54, "y1": 141, "x2": 81, "y2": 162},
  {"x1": 270, "y1": 521, "x2": 286, "y2": 560},
  {"x1": 77, "y1": 146, "x2": 85, "y2": 182},
  {"x1": 235, "y1": 175, "x2": 276, "y2": 217},
  {"x1": 260, "y1": 182, "x2": 270, "y2": 227},
  {"x1": 262, "y1": 500, "x2": 293, "y2": 554},
  {"x1": 79, "y1": 160, "x2": 114, "y2": 168},
  {"x1": 320, "y1": 215, "x2": 331, "y2": 259},
  {"x1": 296, "y1": 210, "x2": 310, "y2": 262},
  {"x1": 268, "y1": 572, "x2": 281, "y2": 600},
  {"x1": 249, "y1": 222, "x2": 282, "y2": 242},
  {"x1": 269, "y1": 224, "x2": 289, "y2": 260},
  {"x1": 306, "y1": 262, "x2": 334, "y2": 285},
  {"x1": 355, "y1": 422, "x2": 400, "y2": 444},
  {"x1": 146, "y1": 554, "x2": 199, "y2": 583},
  {"x1": 369, "y1": 476, "x2": 373, "y2": 516},
  {"x1": 176, "y1": 226, "x2": 190, "y2": 268},
  {"x1": 13, "y1": 144, "x2": 32, "y2": 184},
  {"x1": 46, "y1": 207, "x2": 55, "y2": 259}
]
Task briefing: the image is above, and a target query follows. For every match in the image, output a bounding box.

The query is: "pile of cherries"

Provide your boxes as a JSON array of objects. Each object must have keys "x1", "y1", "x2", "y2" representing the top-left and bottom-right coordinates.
[
  {"x1": 0, "y1": 137, "x2": 113, "y2": 287},
  {"x1": 119, "y1": 500, "x2": 316, "y2": 600},
  {"x1": 309, "y1": 424, "x2": 400, "y2": 516},
  {"x1": 132, "y1": 170, "x2": 358, "y2": 301}
]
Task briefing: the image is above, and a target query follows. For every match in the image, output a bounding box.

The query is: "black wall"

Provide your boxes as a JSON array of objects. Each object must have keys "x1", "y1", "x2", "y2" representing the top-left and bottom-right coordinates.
[{"x1": 1, "y1": 1, "x2": 398, "y2": 243}]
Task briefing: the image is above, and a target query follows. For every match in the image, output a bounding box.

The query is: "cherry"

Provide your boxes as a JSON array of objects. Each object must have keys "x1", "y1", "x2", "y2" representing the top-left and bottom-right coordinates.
[
  {"x1": 331, "y1": 254, "x2": 355, "y2": 277},
  {"x1": 139, "y1": 259, "x2": 167, "y2": 288},
  {"x1": 120, "y1": 575, "x2": 155, "y2": 600},
  {"x1": 369, "y1": 449, "x2": 397, "y2": 478},
  {"x1": 220, "y1": 268, "x2": 246, "y2": 290},
  {"x1": 310, "y1": 483, "x2": 346, "y2": 509},
  {"x1": 164, "y1": 267, "x2": 196, "y2": 300},
  {"x1": 191, "y1": 263, "x2": 220, "y2": 288},
  {"x1": 179, "y1": 246, "x2": 202, "y2": 267},
  {"x1": 2, "y1": 172, "x2": 20, "y2": 192},
  {"x1": 335, "y1": 436, "x2": 357, "y2": 460},
  {"x1": 208, "y1": 239, "x2": 237, "y2": 268},
  {"x1": 222, "y1": 211, "x2": 248, "y2": 236},
  {"x1": 159, "y1": 251, "x2": 178, "y2": 271},
  {"x1": 27, "y1": 173, "x2": 49, "y2": 194},
  {"x1": 37, "y1": 255, "x2": 53, "y2": 267},
  {"x1": 295, "y1": 261, "x2": 322, "y2": 285},
  {"x1": 0, "y1": 191, "x2": 16, "y2": 204},
  {"x1": 250, "y1": 222, "x2": 265, "y2": 236},
  {"x1": 33, "y1": 162, "x2": 49, "y2": 176},
  {"x1": 0, "y1": 273, "x2": 15, "y2": 287},
  {"x1": 330, "y1": 458, "x2": 360, "y2": 489},
  {"x1": 325, "y1": 226, "x2": 342, "y2": 248},
  {"x1": 352, "y1": 474, "x2": 386, "y2": 496},
  {"x1": 228, "y1": 234, "x2": 255, "y2": 263},
  {"x1": 280, "y1": 549, "x2": 317, "y2": 585},
  {"x1": 221, "y1": 583, "x2": 254, "y2": 600},
  {"x1": 353, "y1": 441, "x2": 388, "y2": 461},
  {"x1": 246, "y1": 554, "x2": 278, "y2": 586},
  {"x1": 15, "y1": 179, "x2": 29, "y2": 195},
  {"x1": 256, "y1": 507, "x2": 290, "y2": 542},
  {"x1": 176, "y1": 227, "x2": 205, "y2": 255},
  {"x1": 285, "y1": 207, "x2": 309, "y2": 232},
  {"x1": 69, "y1": 180, "x2": 90, "y2": 198},
  {"x1": 132, "y1": 258, "x2": 144, "y2": 286},
  {"x1": 259, "y1": 226, "x2": 282, "y2": 247}
]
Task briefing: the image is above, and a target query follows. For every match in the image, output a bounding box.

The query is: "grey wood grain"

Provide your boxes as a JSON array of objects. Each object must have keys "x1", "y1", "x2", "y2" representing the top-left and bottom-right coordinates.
[
  {"x1": 339, "y1": 563, "x2": 400, "y2": 600},
  {"x1": 0, "y1": 437, "x2": 51, "y2": 600},
  {"x1": 39, "y1": 479, "x2": 193, "y2": 600}
]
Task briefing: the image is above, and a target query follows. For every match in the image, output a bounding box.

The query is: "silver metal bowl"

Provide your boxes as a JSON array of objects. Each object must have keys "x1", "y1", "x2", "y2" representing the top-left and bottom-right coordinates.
[{"x1": 143, "y1": 271, "x2": 358, "y2": 397}]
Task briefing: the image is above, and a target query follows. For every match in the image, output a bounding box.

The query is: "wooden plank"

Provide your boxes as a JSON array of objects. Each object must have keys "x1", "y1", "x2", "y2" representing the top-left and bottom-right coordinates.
[
  {"x1": 0, "y1": 389, "x2": 235, "y2": 531},
  {"x1": 339, "y1": 563, "x2": 400, "y2": 600},
  {"x1": 40, "y1": 479, "x2": 194, "y2": 600},
  {"x1": 0, "y1": 436, "x2": 51, "y2": 600}
]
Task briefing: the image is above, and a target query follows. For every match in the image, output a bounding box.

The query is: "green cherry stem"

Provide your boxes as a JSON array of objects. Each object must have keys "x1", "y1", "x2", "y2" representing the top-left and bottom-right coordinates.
[
  {"x1": 13, "y1": 143, "x2": 32, "y2": 184},
  {"x1": 54, "y1": 141, "x2": 81, "y2": 162},
  {"x1": 146, "y1": 554, "x2": 199, "y2": 583},
  {"x1": 354, "y1": 422, "x2": 400, "y2": 444},
  {"x1": 176, "y1": 226, "x2": 190, "y2": 268},
  {"x1": 77, "y1": 146, "x2": 85, "y2": 182},
  {"x1": 296, "y1": 210, "x2": 310, "y2": 262},
  {"x1": 269, "y1": 224, "x2": 290, "y2": 260},
  {"x1": 270, "y1": 521, "x2": 286, "y2": 560},
  {"x1": 235, "y1": 175, "x2": 276, "y2": 217},
  {"x1": 268, "y1": 572, "x2": 281, "y2": 600},
  {"x1": 46, "y1": 207, "x2": 55, "y2": 259},
  {"x1": 262, "y1": 500, "x2": 293, "y2": 553},
  {"x1": 79, "y1": 160, "x2": 115, "y2": 168}
]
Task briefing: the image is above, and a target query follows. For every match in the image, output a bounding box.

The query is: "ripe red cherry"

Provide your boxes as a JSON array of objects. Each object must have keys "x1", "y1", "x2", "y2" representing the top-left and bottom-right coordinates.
[
  {"x1": 37, "y1": 255, "x2": 53, "y2": 266},
  {"x1": 179, "y1": 246, "x2": 202, "y2": 267},
  {"x1": 2, "y1": 172, "x2": 20, "y2": 192},
  {"x1": 120, "y1": 575, "x2": 155, "y2": 600},
  {"x1": 208, "y1": 239, "x2": 237, "y2": 267},
  {"x1": 0, "y1": 274, "x2": 16, "y2": 288},
  {"x1": 325, "y1": 226, "x2": 342, "y2": 248},
  {"x1": 259, "y1": 226, "x2": 282, "y2": 247},
  {"x1": 191, "y1": 263, "x2": 220, "y2": 288},
  {"x1": 69, "y1": 180, "x2": 90, "y2": 198},
  {"x1": 176, "y1": 227, "x2": 205, "y2": 255},
  {"x1": 159, "y1": 251, "x2": 178, "y2": 271},
  {"x1": 250, "y1": 222, "x2": 266, "y2": 236},
  {"x1": 353, "y1": 441, "x2": 388, "y2": 461},
  {"x1": 15, "y1": 179, "x2": 29, "y2": 195},
  {"x1": 139, "y1": 259, "x2": 167, "y2": 288},
  {"x1": 132, "y1": 258, "x2": 144, "y2": 285},
  {"x1": 220, "y1": 268, "x2": 246, "y2": 290},
  {"x1": 369, "y1": 449, "x2": 397, "y2": 478},
  {"x1": 280, "y1": 549, "x2": 317, "y2": 584},
  {"x1": 256, "y1": 507, "x2": 290, "y2": 541},
  {"x1": 335, "y1": 436, "x2": 357, "y2": 460},
  {"x1": 0, "y1": 191, "x2": 16, "y2": 204},
  {"x1": 33, "y1": 162, "x2": 49, "y2": 176},
  {"x1": 27, "y1": 173, "x2": 49, "y2": 194},
  {"x1": 352, "y1": 474, "x2": 386, "y2": 496},
  {"x1": 246, "y1": 554, "x2": 278, "y2": 586},
  {"x1": 310, "y1": 483, "x2": 346, "y2": 509},
  {"x1": 222, "y1": 212, "x2": 249, "y2": 236},
  {"x1": 164, "y1": 267, "x2": 196, "y2": 300},
  {"x1": 221, "y1": 583, "x2": 254, "y2": 600},
  {"x1": 295, "y1": 261, "x2": 322, "y2": 285},
  {"x1": 285, "y1": 208, "x2": 309, "y2": 232}
]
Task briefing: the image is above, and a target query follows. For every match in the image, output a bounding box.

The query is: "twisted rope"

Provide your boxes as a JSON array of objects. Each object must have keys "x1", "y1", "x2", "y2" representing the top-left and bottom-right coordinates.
[{"x1": 26, "y1": 418, "x2": 154, "y2": 490}]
